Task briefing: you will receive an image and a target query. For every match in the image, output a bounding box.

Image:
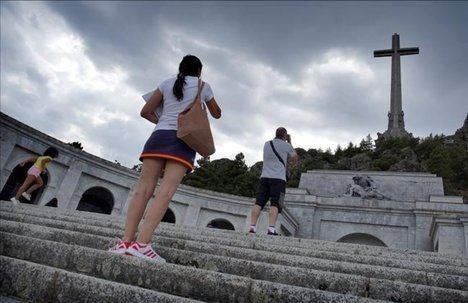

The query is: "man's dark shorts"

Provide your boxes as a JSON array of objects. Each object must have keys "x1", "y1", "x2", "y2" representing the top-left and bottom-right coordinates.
[{"x1": 255, "y1": 177, "x2": 286, "y2": 213}]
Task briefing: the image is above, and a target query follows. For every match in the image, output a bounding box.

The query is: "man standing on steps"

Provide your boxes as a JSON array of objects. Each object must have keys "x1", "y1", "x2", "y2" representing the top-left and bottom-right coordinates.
[{"x1": 249, "y1": 127, "x2": 299, "y2": 235}]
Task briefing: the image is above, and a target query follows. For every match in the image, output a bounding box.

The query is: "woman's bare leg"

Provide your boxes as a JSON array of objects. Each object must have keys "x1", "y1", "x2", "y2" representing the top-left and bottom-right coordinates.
[
  {"x1": 25, "y1": 176, "x2": 44, "y2": 194},
  {"x1": 15, "y1": 175, "x2": 36, "y2": 199},
  {"x1": 136, "y1": 160, "x2": 187, "y2": 244},
  {"x1": 122, "y1": 159, "x2": 165, "y2": 242}
]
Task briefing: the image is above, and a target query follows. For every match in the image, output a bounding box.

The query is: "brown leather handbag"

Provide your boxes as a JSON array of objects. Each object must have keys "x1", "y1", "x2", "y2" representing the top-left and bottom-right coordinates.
[{"x1": 177, "y1": 79, "x2": 216, "y2": 157}]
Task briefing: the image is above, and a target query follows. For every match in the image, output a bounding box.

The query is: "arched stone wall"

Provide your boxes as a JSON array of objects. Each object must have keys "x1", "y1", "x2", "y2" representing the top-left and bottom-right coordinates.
[
  {"x1": 280, "y1": 225, "x2": 292, "y2": 237},
  {"x1": 337, "y1": 233, "x2": 387, "y2": 247},
  {"x1": 167, "y1": 201, "x2": 184, "y2": 225},
  {"x1": 77, "y1": 186, "x2": 115, "y2": 215},
  {"x1": 198, "y1": 209, "x2": 245, "y2": 232},
  {"x1": 206, "y1": 218, "x2": 235, "y2": 230},
  {"x1": 315, "y1": 208, "x2": 410, "y2": 250},
  {"x1": 69, "y1": 175, "x2": 128, "y2": 214},
  {"x1": 162, "y1": 208, "x2": 176, "y2": 224},
  {"x1": 1, "y1": 113, "x2": 300, "y2": 237}
]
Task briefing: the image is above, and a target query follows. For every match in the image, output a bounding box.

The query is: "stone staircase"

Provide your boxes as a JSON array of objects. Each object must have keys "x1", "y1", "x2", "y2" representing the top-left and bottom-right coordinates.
[{"x1": 0, "y1": 201, "x2": 467, "y2": 303}]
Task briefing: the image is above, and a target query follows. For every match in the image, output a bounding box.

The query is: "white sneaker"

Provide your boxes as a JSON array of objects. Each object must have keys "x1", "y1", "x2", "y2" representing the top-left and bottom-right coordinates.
[
  {"x1": 21, "y1": 193, "x2": 31, "y2": 201},
  {"x1": 10, "y1": 197, "x2": 20, "y2": 205},
  {"x1": 126, "y1": 242, "x2": 166, "y2": 263}
]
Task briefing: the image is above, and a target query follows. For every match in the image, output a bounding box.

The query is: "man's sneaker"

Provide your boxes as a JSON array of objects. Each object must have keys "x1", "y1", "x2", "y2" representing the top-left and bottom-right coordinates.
[
  {"x1": 10, "y1": 197, "x2": 20, "y2": 205},
  {"x1": 126, "y1": 242, "x2": 166, "y2": 263},
  {"x1": 21, "y1": 193, "x2": 31, "y2": 201},
  {"x1": 249, "y1": 227, "x2": 256, "y2": 234},
  {"x1": 267, "y1": 231, "x2": 279, "y2": 236},
  {"x1": 108, "y1": 238, "x2": 132, "y2": 254}
]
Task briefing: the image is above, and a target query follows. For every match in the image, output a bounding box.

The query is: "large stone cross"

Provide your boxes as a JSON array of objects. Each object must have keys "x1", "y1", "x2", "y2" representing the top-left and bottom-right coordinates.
[{"x1": 374, "y1": 33, "x2": 419, "y2": 138}]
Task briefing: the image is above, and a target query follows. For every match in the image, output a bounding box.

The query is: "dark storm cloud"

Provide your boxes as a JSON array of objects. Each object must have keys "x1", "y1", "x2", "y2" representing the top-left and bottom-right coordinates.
[{"x1": 1, "y1": 1, "x2": 467, "y2": 166}]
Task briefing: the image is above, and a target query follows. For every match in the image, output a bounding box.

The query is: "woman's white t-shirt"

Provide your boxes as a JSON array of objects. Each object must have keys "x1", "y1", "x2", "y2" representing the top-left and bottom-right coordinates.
[{"x1": 154, "y1": 76, "x2": 214, "y2": 131}]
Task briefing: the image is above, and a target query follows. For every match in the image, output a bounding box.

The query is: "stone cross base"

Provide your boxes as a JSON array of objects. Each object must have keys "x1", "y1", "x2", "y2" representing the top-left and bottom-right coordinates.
[{"x1": 378, "y1": 128, "x2": 413, "y2": 139}]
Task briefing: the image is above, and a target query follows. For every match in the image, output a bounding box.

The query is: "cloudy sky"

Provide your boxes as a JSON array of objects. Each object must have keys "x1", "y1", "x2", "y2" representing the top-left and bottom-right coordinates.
[{"x1": 1, "y1": 1, "x2": 467, "y2": 167}]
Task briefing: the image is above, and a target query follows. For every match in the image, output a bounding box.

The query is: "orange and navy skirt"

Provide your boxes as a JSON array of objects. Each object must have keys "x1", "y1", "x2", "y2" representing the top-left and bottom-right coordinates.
[{"x1": 139, "y1": 130, "x2": 195, "y2": 171}]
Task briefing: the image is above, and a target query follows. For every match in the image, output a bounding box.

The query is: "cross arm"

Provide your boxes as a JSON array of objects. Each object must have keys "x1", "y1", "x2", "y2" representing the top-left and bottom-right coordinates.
[
  {"x1": 374, "y1": 49, "x2": 393, "y2": 57},
  {"x1": 398, "y1": 47, "x2": 419, "y2": 56}
]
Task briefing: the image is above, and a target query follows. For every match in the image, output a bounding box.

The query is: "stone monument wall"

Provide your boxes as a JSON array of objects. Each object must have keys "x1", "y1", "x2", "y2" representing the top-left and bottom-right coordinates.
[
  {"x1": 298, "y1": 170, "x2": 444, "y2": 202},
  {"x1": 0, "y1": 112, "x2": 298, "y2": 236}
]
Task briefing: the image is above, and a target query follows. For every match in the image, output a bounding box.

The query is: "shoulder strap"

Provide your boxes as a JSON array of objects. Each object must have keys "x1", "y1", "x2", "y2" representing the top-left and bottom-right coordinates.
[
  {"x1": 269, "y1": 140, "x2": 286, "y2": 167},
  {"x1": 182, "y1": 79, "x2": 205, "y2": 112},
  {"x1": 195, "y1": 79, "x2": 205, "y2": 102}
]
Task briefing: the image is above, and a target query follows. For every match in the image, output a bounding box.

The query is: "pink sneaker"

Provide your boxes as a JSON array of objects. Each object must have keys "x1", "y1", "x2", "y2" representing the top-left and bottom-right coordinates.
[
  {"x1": 126, "y1": 242, "x2": 166, "y2": 263},
  {"x1": 108, "y1": 238, "x2": 132, "y2": 254}
]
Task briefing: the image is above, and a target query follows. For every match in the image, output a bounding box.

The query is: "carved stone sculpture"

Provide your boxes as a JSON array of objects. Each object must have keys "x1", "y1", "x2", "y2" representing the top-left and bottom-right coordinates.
[{"x1": 344, "y1": 175, "x2": 387, "y2": 200}]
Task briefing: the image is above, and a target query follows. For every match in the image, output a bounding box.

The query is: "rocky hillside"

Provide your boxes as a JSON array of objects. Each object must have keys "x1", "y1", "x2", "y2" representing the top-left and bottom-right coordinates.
[{"x1": 183, "y1": 115, "x2": 468, "y2": 201}]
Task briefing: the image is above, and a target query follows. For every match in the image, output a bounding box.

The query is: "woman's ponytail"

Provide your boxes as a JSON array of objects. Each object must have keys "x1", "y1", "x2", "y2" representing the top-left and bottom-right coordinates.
[
  {"x1": 172, "y1": 55, "x2": 203, "y2": 101},
  {"x1": 173, "y1": 72, "x2": 186, "y2": 100}
]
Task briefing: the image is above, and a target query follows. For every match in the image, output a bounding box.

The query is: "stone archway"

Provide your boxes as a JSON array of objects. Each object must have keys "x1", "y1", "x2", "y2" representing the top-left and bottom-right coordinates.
[
  {"x1": 280, "y1": 225, "x2": 292, "y2": 237},
  {"x1": 337, "y1": 233, "x2": 387, "y2": 247},
  {"x1": 0, "y1": 162, "x2": 49, "y2": 204},
  {"x1": 162, "y1": 208, "x2": 176, "y2": 224},
  {"x1": 45, "y1": 198, "x2": 58, "y2": 208},
  {"x1": 206, "y1": 218, "x2": 235, "y2": 231},
  {"x1": 77, "y1": 186, "x2": 114, "y2": 214}
]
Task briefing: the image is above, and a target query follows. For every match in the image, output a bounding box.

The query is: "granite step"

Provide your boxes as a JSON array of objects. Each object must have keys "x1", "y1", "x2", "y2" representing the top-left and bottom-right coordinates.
[
  {"x1": 0, "y1": 296, "x2": 25, "y2": 303},
  {"x1": 1, "y1": 202, "x2": 464, "y2": 267},
  {"x1": 0, "y1": 234, "x2": 384, "y2": 303},
  {"x1": 2, "y1": 232, "x2": 466, "y2": 303},
  {"x1": 2, "y1": 203, "x2": 465, "y2": 271},
  {"x1": 1, "y1": 209, "x2": 467, "y2": 278},
  {"x1": 1, "y1": 219, "x2": 467, "y2": 292},
  {"x1": 3, "y1": 223, "x2": 468, "y2": 302},
  {"x1": 1, "y1": 203, "x2": 468, "y2": 302},
  {"x1": 0, "y1": 256, "x2": 202, "y2": 303}
]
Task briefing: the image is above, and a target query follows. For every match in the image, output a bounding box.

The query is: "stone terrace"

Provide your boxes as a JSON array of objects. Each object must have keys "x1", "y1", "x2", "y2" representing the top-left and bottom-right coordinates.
[{"x1": 0, "y1": 201, "x2": 467, "y2": 302}]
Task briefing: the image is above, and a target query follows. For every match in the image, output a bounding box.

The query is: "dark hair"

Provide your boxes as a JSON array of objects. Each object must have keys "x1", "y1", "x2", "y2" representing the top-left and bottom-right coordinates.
[
  {"x1": 173, "y1": 55, "x2": 203, "y2": 101},
  {"x1": 275, "y1": 127, "x2": 287, "y2": 139},
  {"x1": 43, "y1": 147, "x2": 59, "y2": 158}
]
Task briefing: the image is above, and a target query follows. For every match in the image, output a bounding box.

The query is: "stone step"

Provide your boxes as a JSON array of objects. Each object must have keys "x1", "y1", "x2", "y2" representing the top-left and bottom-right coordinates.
[
  {"x1": 161, "y1": 223, "x2": 464, "y2": 264},
  {"x1": 5, "y1": 215, "x2": 467, "y2": 302},
  {"x1": 0, "y1": 233, "x2": 384, "y2": 303},
  {"x1": 0, "y1": 256, "x2": 202, "y2": 303},
  {"x1": 1, "y1": 202, "x2": 464, "y2": 267},
  {"x1": 1, "y1": 209, "x2": 467, "y2": 278},
  {"x1": 3, "y1": 203, "x2": 465, "y2": 271},
  {"x1": 2, "y1": 220, "x2": 467, "y2": 295},
  {"x1": 0, "y1": 296, "x2": 24, "y2": 303},
  {"x1": 2, "y1": 232, "x2": 466, "y2": 303},
  {"x1": 2, "y1": 203, "x2": 468, "y2": 302}
]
